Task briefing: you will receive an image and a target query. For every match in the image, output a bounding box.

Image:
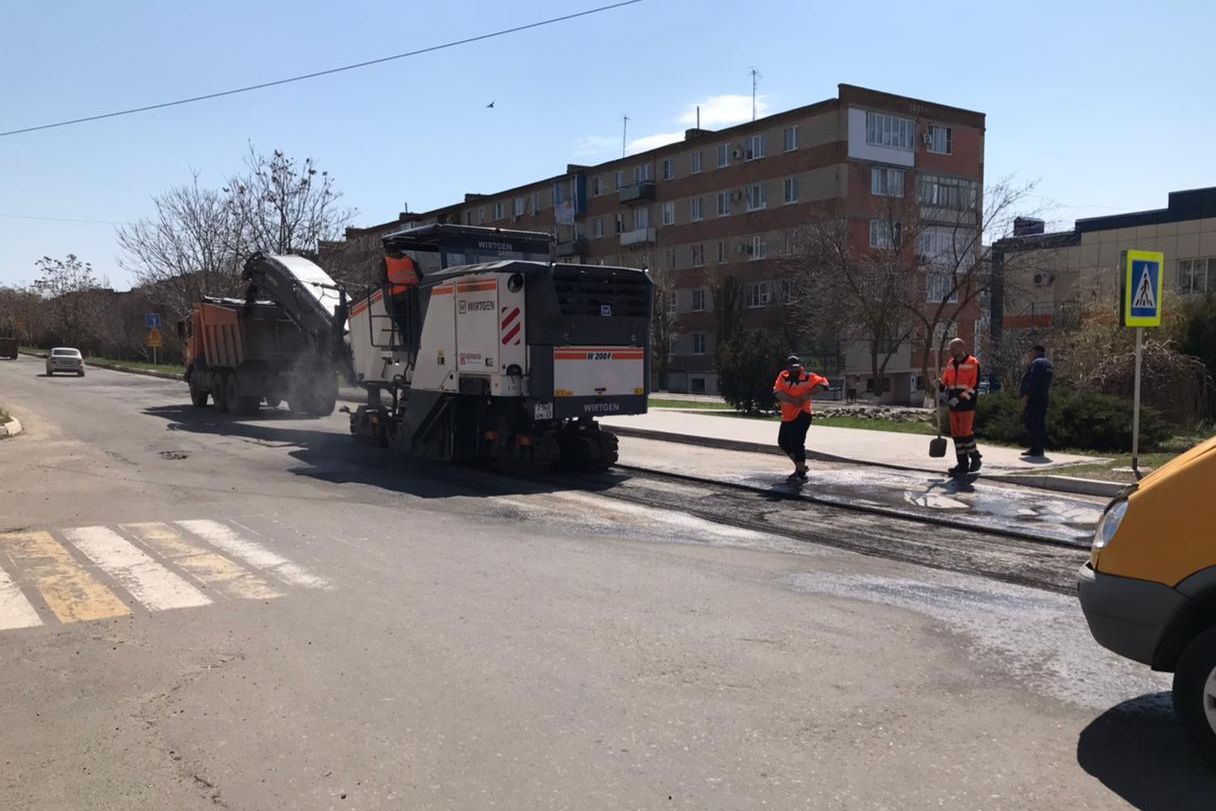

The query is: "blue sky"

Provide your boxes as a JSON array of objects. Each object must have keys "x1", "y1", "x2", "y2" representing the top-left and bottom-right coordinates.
[{"x1": 0, "y1": 0, "x2": 1210, "y2": 289}]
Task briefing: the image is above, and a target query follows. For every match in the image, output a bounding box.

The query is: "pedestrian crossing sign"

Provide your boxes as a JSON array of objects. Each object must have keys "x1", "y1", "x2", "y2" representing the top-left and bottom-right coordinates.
[{"x1": 1123, "y1": 250, "x2": 1164, "y2": 327}]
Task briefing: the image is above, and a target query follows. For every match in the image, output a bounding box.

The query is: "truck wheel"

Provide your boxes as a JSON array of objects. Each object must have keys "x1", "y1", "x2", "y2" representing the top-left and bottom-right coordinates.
[
  {"x1": 189, "y1": 378, "x2": 209, "y2": 407},
  {"x1": 1173, "y1": 625, "x2": 1216, "y2": 769}
]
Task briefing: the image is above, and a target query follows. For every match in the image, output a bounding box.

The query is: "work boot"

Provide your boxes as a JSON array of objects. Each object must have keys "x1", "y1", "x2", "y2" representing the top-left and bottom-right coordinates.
[
  {"x1": 969, "y1": 453, "x2": 983, "y2": 473},
  {"x1": 947, "y1": 458, "x2": 969, "y2": 478}
]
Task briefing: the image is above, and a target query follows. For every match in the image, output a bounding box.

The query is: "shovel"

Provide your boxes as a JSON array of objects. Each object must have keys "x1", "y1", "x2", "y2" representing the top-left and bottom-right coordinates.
[{"x1": 929, "y1": 384, "x2": 948, "y2": 458}]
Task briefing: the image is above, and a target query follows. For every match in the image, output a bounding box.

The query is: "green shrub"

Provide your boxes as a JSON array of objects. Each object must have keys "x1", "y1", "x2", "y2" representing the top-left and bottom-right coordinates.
[
  {"x1": 974, "y1": 387, "x2": 1169, "y2": 452},
  {"x1": 715, "y1": 329, "x2": 787, "y2": 414}
]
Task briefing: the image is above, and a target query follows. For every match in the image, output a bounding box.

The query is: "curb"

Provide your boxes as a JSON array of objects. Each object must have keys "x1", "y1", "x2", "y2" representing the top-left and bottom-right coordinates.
[
  {"x1": 608, "y1": 425, "x2": 1121, "y2": 499},
  {"x1": 0, "y1": 416, "x2": 22, "y2": 439}
]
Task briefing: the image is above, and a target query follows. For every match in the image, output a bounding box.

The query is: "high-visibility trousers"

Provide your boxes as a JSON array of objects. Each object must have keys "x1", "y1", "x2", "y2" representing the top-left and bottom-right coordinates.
[{"x1": 949, "y1": 410, "x2": 975, "y2": 437}]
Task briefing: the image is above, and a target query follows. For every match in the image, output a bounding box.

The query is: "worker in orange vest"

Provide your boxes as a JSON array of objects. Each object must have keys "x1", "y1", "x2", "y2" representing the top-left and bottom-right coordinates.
[
  {"x1": 773, "y1": 354, "x2": 829, "y2": 481},
  {"x1": 938, "y1": 338, "x2": 982, "y2": 477},
  {"x1": 384, "y1": 253, "x2": 420, "y2": 294}
]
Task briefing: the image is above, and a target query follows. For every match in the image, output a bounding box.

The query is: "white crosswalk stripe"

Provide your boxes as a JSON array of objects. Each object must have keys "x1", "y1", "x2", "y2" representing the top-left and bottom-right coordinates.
[
  {"x1": 64, "y1": 526, "x2": 212, "y2": 611},
  {"x1": 0, "y1": 518, "x2": 329, "y2": 633},
  {"x1": 0, "y1": 566, "x2": 42, "y2": 631},
  {"x1": 176, "y1": 519, "x2": 331, "y2": 590}
]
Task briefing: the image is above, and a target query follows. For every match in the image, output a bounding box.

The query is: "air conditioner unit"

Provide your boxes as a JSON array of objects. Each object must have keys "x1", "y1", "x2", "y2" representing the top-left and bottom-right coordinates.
[
  {"x1": 730, "y1": 190, "x2": 743, "y2": 202},
  {"x1": 1033, "y1": 272, "x2": 1055, "y2": 287},
  {"x1": 922, "y1": 133, "x2": 933, "y2": 145},
  {"x1": 735, "y1": 243, "x2": 747, "y2": 255},
  {"x1": 730, "y1": 148, "x2": 743, "y2": 160}
]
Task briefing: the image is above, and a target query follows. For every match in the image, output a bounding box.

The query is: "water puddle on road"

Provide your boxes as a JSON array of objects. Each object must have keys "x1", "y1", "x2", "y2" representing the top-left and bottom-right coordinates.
[{"x1": 790, "y1": 569, "x2": 1168, "y2": 710}]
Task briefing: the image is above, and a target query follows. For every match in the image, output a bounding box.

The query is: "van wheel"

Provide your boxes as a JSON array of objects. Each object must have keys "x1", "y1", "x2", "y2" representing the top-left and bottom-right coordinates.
[{"x1": 1172, "y1": 625, "x2": 1216, "y2": 769}]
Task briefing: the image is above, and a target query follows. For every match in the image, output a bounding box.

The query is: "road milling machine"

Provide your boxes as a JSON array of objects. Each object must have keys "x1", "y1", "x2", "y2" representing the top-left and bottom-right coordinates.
[{"x1": 186, "y1": 224, "x2": 652, "y2": 471}]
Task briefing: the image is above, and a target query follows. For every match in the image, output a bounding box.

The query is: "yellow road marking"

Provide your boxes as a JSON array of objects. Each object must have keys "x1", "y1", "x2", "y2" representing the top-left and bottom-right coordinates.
[
  {"x1": 0, "y1": 531, "x2": 129, "y2": 623},
  {"x1": 123, "y1": 523, "x2": 283, "y2": 601}
]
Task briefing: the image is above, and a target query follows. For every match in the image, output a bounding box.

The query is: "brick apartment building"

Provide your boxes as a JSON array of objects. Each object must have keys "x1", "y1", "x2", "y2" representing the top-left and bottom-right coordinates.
[
  {"x1": 992, "y1": 187, "x2": 1216, "y2": 345},
  {"x1": 320, "y1": 84, "x2": 986, "y2": 402}
]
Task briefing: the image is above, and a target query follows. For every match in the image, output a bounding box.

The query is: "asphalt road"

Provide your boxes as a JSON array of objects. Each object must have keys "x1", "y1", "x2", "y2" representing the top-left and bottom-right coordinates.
[{"x1": 0, "y1": 355, "x2": 1212, "y2": 810}]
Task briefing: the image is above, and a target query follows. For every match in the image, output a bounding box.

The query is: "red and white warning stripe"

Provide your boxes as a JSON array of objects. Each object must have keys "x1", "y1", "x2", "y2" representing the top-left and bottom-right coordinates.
[{"x1": 500, "y1": 306, "x2": 521, "y2": 346}]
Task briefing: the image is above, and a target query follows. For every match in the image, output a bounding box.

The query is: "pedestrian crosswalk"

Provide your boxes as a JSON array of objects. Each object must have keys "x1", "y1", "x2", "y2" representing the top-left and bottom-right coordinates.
[{"x1": 0, "y1": 519, "x2": 329, "y2": 632}]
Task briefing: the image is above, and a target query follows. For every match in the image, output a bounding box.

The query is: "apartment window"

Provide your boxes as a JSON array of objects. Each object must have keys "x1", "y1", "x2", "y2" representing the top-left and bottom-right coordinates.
[
  {"x1": 926, "y1": 271, "x2": 960, "y2": 303},
  {"x1": 746, "y1": 236, "x2": 768, "y2": 261},
  {"x1": 692, "y1": 332, "x2": 707, "y2": 356},
  {"x1": 664, "y1": 248, "x2": 676, "y2": 271},
  {"x1": 690, "y1": 244, "x2": 705, "y2": 268},
  {"x1": 746, "y1": 280, "x2": 770, "y2": 307},
  {"x1": 668, "y1": 290, "x2": 678, "y2": 314},
  {"x1": 783, "y1": 177, "x2": 800, "y2": 204},
  {"x1": 919, "y1": 174, "x2": 979, "y2": 211},
  {"x1": 783, "y1": 125, "x2": 799, "y2": 152},
  {"x1": 690, "y1": 150, "x2": 703, "y2": 174},
  {"x1": 870, "y1": 167, "x2": 906, "y2": 197},
  {"x1": 634, "y1": 207, "x2": 649, "y2": 229},
  {"x1": 926, "y1": 124, "x2": 953, "y2": 155},
  {"x1": 661, "y1": 158, "x2": 674, "y2": 181},
  {"x1": 717, "y1": 143, "x2": 730, "y2": 168},
  {"x1": 634, "y1": 163, "x2": 653, "y2": 183},
  {"x1": 1178, "y1": 258, "x2": 1214, "y2": 294},
  {"x1": 478, "y1": 207, "x2": 486, "y2": 224},
  {"x1": 745, "y1": 183, "x2": 768, "y2": 212},
  {"x1": 532, "y1": 193, "x2": 541, "y2": 213},
  {"x1": 717, "y1": 240, "x2": 727, "y2": 264},
  {"x1": 717, "y1": 191, "x2": 731, "y2": 217},
  {"x1": 917, "y1": 227, "x2": 968, "y2": 265},
  {"x1": 690, "y1": 196, "x2": 703, "y2": 221},
  {"x1": 614, "y1": 213, "x2": 625, "y2": 234},
  {"x1": 615, "y1": 170, "x2": 625, "y2": 189},
  {"x1": 493, "y1": 201, "x2": 504, "y2": 220},
  {"x1": 691, "y1": 287, "x2": 706, "y2": 311},
  {"x1": 662, "y1": 202, "x2": 675, "y2": 226},
  {"x1": 593, "y1": 217, "x2": 605, "y2": 239},
  {"x1": 514, "y1": 198, "x2": 525, "y2": 217},
  {"x1": 784, "y1": 229, "x2": 801, "y2": 256},
  {"x1": 592, "y1": 176, "x2": 603, "y2": 197},
  {"x1": 865, "y1": 111, "x2": 915, "y2": 150},
  {"x1": 744, "y1": 134, "x2": 767, "y2": 160},
  {"x1": 869, "y1": 218, "x2": 902, "y2": 249},
  {"x1": 780, "y1": 279, "x2": 796, "y2": 304}
]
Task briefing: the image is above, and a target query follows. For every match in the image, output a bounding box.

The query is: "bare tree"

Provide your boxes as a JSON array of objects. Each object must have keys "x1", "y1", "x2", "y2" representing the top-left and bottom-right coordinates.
[
  {"x1": 116, "y1": 173, "x2": 244, "y2": 316},
  {"x1": 648, "y1": 267, "x2": 678, "y2": 391},
  {"x1": 903, "y1": 178, "x2": 1040, "y2": 404},
  {"x1": 707, "y1": 267, "x2": 745, "y2": 348},
  {"x1": 225, "y1": 145, "x2": 353, "y2": 257},
  {"x1": 785, "y1": 203, "x2": 915, "y2": 398},
  {"x1": 31, "y1": 255, "x2": 108, "y2": 351}
]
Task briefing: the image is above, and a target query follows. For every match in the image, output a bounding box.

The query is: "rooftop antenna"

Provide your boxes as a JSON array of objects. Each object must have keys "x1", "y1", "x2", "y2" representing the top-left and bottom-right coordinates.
[
  {"x1": 696, "y1": 105, "x2": 701, "y2": 129},
  {"x1": 622, "y1": 114, "x2": 629, "y2": 157},
  {"x1": 750, "y1": 67, "x2": 762, "y2": 121}
]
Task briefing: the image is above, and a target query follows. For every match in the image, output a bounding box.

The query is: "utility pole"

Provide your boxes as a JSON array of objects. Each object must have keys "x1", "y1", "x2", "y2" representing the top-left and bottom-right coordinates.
[{"x1": 622, "y1": 115, "x2": 629, "y2": 157}]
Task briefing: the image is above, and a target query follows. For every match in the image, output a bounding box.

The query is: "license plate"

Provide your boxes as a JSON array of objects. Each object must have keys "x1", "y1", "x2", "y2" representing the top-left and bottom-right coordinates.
[{"x1": 533, "y1": 401, "x2": 554, "y2": 420}]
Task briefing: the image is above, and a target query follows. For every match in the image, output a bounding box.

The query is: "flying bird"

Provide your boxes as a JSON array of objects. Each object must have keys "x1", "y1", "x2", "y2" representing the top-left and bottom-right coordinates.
[{"x1": 486, "y1": 101, "x2": 495, "y2": 109}]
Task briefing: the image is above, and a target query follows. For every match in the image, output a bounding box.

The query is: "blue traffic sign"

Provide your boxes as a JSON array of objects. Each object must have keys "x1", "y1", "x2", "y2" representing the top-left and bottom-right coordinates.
[
  {"x1": 145, "y1": 313, "x2": 161, "y2": 329},
  {"x1": 1123, "y1": 250, "x2": 1164, "y2": 328}
]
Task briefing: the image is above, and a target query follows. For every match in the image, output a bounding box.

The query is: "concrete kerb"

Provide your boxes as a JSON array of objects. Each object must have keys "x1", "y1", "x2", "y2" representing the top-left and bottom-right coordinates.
[
  {"x1": 0, "y1": 416, "x2": 22, "y2": 439},
  {"x1": 608, "y1": 425, "x2": 1123, "y2": 499}
]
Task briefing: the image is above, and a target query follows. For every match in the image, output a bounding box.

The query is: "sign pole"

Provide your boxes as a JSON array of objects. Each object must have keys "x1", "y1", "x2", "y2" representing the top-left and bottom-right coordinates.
[{"x1": 1131, "y1": 326, "x2": 1143, "y2": 480}]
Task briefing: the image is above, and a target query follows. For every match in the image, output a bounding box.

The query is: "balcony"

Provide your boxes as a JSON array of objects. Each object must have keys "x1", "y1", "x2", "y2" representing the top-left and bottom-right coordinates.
[
  {"x1": 618, "y1": 180, "x2": 656, "y2": 205},
  {"x1": 620, "y1": 227, "x2": 657, "y2": 246},
  {"x1": 555, "y1": 237, "x2": 589, "y2": 257}
]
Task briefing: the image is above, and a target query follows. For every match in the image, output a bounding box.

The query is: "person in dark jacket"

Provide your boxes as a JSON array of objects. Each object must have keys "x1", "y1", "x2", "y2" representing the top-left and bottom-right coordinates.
[{"x1": 1019, "y1": 345, "x2": 1054, "y2": 457}]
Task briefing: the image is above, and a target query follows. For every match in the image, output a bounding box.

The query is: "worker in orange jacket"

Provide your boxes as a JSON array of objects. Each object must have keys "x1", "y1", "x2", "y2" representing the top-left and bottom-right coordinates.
[
  {"x1": 384, "y1": 253, "x2": 420, "y2": 294},
  {"x1": 773, "y1": 355, "x2": 829, "y2": 481},
  {"x1": 938, "y1": 338, "x2": 982, "y2": 477}
]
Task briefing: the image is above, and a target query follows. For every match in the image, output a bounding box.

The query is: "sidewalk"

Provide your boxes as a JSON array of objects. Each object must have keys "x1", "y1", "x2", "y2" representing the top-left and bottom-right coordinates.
[{"x1": 601, "y1": 410, "x2": 1103, "y2": 475}]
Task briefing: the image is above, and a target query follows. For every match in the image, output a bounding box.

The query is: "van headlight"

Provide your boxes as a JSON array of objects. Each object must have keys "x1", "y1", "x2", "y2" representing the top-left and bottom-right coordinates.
[{"x1": 1093, "y1": 499, "x2": 1129, "y2": 550}]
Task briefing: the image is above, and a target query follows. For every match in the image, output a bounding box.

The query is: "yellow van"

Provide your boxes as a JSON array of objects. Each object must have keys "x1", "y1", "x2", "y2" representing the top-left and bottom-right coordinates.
[{"x1": 1079, "y1": 435, "x2": 1216, "y2": 766}]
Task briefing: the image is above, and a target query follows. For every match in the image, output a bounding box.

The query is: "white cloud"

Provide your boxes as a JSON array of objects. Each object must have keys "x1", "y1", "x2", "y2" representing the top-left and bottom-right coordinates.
[
  {"x1": 575, "y1": 93, "x2": 772, "y2": 161},
  {"x1": 626, "y1": 131, "x2": 683, "y2": 155},
  {"x1": 677, "y1": 94, "x2": 769, "y2": 128}
]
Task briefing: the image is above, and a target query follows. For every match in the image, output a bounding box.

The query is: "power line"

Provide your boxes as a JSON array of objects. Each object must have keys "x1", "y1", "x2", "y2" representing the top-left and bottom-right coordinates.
[
  {"x1": 0, "y1": 0, "x2": 646, "y2": 139},
  {"x1": 0, "y1": 212, "x2": 131, "y2": 226}
]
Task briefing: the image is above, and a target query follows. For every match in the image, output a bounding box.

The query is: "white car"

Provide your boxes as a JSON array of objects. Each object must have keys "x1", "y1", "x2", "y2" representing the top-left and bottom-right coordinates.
[{"x1": 46, "y1": 347, "x2": 85, "y2": 377}]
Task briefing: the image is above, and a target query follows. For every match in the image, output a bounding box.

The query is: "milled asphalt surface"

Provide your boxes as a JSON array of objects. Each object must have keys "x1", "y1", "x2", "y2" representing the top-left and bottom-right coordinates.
[{"x1": 0, "y1": 355, "x2": 1212, "y2": 809}]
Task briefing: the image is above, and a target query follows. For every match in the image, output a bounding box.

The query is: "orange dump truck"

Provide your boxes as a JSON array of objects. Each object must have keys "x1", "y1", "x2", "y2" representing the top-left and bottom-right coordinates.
[{"x1": 180, "y1": 297, "x2": 338, "y2": 417}]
